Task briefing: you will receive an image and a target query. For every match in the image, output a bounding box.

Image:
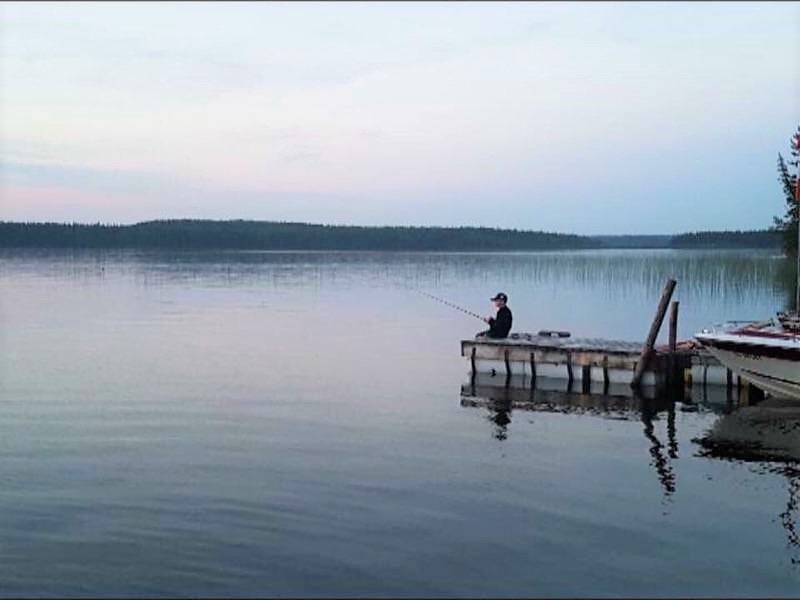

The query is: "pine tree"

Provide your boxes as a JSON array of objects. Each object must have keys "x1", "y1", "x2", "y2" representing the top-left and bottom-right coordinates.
[{"x1": 774, "y1": 125, "x2": 800, "y2": 256}]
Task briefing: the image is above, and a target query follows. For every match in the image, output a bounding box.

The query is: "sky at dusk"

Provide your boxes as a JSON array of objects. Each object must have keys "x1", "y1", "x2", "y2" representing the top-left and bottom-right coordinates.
[{"x1": 1, "y1": 1, "x2": 798, "y2": 234}]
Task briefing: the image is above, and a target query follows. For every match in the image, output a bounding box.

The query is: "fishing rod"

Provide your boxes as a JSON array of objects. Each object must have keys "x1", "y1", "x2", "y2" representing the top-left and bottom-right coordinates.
[
  {"x1": 401, "y1": 283, "x2": 570, "y2": 339},
  {"x1": 400, "y1": 283, "x2": 486, "y2": 322}
]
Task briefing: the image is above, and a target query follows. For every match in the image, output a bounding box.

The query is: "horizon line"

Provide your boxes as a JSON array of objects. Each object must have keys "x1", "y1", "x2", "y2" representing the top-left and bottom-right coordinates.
[{"x1": 0, "y1": 218, "x2": 780, "y2": 239}]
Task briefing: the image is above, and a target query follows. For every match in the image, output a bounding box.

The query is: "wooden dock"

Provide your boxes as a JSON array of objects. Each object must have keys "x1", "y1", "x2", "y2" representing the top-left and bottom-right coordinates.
[{"x1": 461, "y1": 332, "x2": 738, "y2": 393}]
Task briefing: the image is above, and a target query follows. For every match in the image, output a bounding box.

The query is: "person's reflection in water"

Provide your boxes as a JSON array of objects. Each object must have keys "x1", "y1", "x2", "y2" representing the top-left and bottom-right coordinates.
[
  {"x1": 487, "y1": 389, "x2": 513, "y2": 441},
  {"x1": 489, "y1": 403, "x2": 512, "y2": 441},
  {"x1": 640, "y1": 396, "x2": 677, "y2": 501}
]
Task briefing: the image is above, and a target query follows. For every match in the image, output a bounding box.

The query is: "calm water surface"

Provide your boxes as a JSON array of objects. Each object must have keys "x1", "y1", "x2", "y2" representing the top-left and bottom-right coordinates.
[{"x1": 0, "y1": 248, "x2": 797, "y2": 597}]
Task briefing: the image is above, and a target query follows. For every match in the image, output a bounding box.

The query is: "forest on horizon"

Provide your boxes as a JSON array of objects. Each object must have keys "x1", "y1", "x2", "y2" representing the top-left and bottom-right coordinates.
[{"x1": 0, "y1": 220, "x2": 784, "y2": 252}]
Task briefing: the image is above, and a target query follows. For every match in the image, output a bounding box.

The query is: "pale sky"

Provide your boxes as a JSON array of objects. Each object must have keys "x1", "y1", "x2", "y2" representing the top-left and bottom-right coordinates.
[{"x1": 1, "y1": 1, "x2": 798, "y2": 234}]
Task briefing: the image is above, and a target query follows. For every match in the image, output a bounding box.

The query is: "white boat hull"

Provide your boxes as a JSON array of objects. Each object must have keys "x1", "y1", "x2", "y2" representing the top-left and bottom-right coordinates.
[
  {"x1": 703, "y1": 347, "x2": 799, "y2": 399},
  {"x1": 696, "y1": 333, "x2": 800, "y2": 401}
]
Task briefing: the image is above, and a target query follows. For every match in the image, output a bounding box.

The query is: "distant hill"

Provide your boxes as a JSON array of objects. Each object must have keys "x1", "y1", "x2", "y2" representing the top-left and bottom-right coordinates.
[{"x1": 0, "y1": 220, "x2": 784, "y2": 251}]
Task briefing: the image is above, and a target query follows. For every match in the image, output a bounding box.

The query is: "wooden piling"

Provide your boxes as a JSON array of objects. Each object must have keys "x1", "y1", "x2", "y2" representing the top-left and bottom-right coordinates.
[
  {"x1": 667, "y1": 300, "x2": 680, "y2": 392},
  {"x1": 631, "y1": 278, "x2": 677, "y2": 389},
  {"x1": 581, "y1": 365, "x2": 591, "y2": 394},
  {"x1": 566, "y1": 351, "x2": 574, "y2": 387},
  {"x1": 726, "y1": 368, "x2": 734, "y2": 405},
  {"x1": 530, "y1": 352, "x2": 537, "y2": 387},
  {"x1": 470, "y1": 347, "x2": 477, "y2": 376},
  {"x1": 739, "y1": 378, "x2": 749, "y2": 404},
  {"x1": 668, "y1": 301, "x2": 679, "y2": 353}
]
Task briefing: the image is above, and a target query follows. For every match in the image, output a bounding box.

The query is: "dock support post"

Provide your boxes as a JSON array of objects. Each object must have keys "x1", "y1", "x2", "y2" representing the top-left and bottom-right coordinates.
[
  {"x1": 726, "y1": 368, "x2": 733, "y2": 400},
  {"x1": 667, "y1": 300, "x2": 680, "y2": 392},
  {"x1": 581, "y1": 365, "x2": 591, "y2": 394},
  {"x1": 602, "y1": 355, "x2": 610, "y2": 395},
  {"x1": 530, "y1": 352, "x2": 537, "y2": 388},
  {"x1": 504, "y1": 348, "x2": 511, "y2": 378},
  {"x1": 631, "y1": 278, "x2": 677, "y2": 389},
  {"x1": 739, "y1": 378, "x2": 749, "y2": 404},
  {"x1": 566, "y1": 351, "x2": 574, "y2": 390},
  {"x1": 668, "y1": 301, "x2": 679, "y2": 354},
  {"x1": 470, "y1": 347, "x2": 476, "y2": 376}
]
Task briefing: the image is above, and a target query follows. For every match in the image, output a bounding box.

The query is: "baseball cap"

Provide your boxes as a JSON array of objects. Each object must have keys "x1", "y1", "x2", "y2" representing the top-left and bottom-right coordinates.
[{"x1": 490, "y1": 292, "x2": 508, "y2": 302}]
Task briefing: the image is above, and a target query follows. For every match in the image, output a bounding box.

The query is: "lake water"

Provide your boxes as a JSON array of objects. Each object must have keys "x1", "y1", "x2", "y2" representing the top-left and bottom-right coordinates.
[{"x1": 0, "y1": 248, "x2": 798, "y2": 597}]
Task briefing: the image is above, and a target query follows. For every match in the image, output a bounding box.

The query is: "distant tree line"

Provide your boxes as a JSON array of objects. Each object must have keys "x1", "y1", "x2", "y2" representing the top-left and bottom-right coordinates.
[
  {"x1": 591, "y1": 235, "x2": 672, "y2": 249},
  {"x1": 0, "y1": 220, "x2": 784, "y2": 251},
  {"x1": 0, "y1": 220, "x2": 600, "y2": 251},
  {"x1": 668, "y1": 229, "x2": 782, "y2": 249}
]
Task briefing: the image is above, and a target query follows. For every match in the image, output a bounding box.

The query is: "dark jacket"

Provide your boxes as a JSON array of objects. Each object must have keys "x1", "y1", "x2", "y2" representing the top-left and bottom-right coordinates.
[{"x1": 488, "y1": 305, "x2": 512, "y2": 338}]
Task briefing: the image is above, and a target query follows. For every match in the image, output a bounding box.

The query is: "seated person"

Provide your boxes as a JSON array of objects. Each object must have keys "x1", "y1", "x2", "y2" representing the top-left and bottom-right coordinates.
[{"x1": 478, "y1": 292, "x2": 512, "y2": 339}]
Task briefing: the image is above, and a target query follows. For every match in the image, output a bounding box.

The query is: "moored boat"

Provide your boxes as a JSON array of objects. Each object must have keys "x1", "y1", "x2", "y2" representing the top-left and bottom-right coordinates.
[{"x1": 695, "y1": 317, "x2": 800, "y2": 401}]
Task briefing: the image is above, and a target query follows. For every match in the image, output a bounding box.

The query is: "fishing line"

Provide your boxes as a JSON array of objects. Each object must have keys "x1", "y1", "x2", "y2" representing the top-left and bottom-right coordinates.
[{"x1": 399, "y1": 282, "x2": 486, "y2": 322}]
